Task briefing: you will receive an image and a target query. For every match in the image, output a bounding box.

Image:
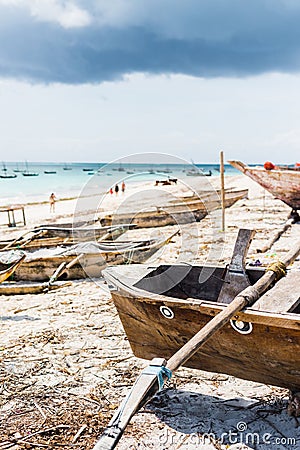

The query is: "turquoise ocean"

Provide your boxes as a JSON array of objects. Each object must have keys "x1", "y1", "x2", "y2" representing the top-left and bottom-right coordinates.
[{"x1": 0, "y1": 162, "x2": 239, "y2": 206}]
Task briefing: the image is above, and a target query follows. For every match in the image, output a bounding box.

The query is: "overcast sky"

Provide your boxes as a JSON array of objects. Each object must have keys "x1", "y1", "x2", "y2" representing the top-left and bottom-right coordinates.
[{"x1": 1, "y1": 0, "x2": 300, "y2": 163}]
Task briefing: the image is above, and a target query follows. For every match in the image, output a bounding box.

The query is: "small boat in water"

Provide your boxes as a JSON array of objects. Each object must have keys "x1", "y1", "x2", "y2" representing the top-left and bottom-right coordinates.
[
  {"x1": 229, "y1": 160, "x2": 300, "y2": 213},
  {"x1": 0, "y1": 162, "x2": 17, "y2": 179},
  {"x1": 13, "y1": 163, "x2": 22, "y2": 173},
  {"x1": 44, "y1": 170, "x2": 57, "y2": 174},
  {"x1": 22, "y1": 161, "x2": 39, "y2": 177}
]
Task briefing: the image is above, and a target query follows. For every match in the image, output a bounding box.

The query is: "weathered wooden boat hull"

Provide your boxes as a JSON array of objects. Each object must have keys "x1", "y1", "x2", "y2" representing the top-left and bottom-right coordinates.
[
  {"x1": 100, "y1": 189, "x2": 247, "y2": 228},
  {"x1": 2, "y1": 236, "x2": 174, "y2": 281},
  {"x1": 0, "y1": 280, "x2": 71, "y2": 295},
  {"x1": 229, "y1": 160, "x2": 300, "y2": 210},
  {"x1": 103, "y1": 265, "x2": 300, "y2": 391},
  {"x1": 176, "y1": 188, "x2": 248, "y2": 210},
  {"x1": 100, "y1": 207, "x2": 207, "y2": 228},
  {"x1": 34, "y1": 224, "x2": 135, "y2": 239},
  {"x1": 0, "y1": 255, "x2": 25, "y2": 283},
  {"x1": 0, "y1": 224, "x2": 134, "y2": 251},
  {"x1": 36, "y1": 220, "x2": 96, "y2": 228}
]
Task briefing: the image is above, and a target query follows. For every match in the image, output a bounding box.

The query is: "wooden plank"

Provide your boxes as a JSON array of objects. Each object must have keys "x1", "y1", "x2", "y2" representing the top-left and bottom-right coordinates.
[{"x1": 253, "y1": 271, "x2": 300, "y2": 313}]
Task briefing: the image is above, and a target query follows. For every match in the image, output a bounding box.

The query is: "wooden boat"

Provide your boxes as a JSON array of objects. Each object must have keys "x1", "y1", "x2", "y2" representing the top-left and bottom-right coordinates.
[
  {"x1": 186, "y1": 169, "x2": 212, "y2": 176},
  {"x1": 103, "y1": 261, "x2": 300, "y2": 391},
  {"x1": 155, "y1": 179, "x2": 177, "y2": 186},
  {"x1": 0, "y1": 255, "x2": 25, "y2": 283},
  {"x1": 33, "y1": 223, "x2": 135, "y2": 239},
  {"x1": 100, "y1": 205, "x2": 207, "y2": 228},
  {"x1": 0, "y1": 224, "x2": 135, "y2": 251},
  {"x1": 229, "y1": 160, "x2": 300, "y2": 211},
  {"x1": 174, "y1": 188, "x2": 248, "y2": 210},
  {"x1": 100, "y1": 199, "x2": 212, "y2": 228},
  {"x1": 1, "y1": 232, "x2": 177, "y2": 281},
  {"x1": 0, "y1": 280, "x2": 71, "y2": 295},
  {"x1": 35, "y1": 219, "x2": 98, "y2": 228},
  {"x1": 100, "y1": 189, "x2": 247, "y2": 228}
]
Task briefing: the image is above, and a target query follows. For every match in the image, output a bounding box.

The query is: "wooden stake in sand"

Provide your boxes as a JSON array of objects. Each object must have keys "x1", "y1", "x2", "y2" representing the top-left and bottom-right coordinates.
[{"x1": 220, "y1": 150, "x2": 225, "y2": 232}]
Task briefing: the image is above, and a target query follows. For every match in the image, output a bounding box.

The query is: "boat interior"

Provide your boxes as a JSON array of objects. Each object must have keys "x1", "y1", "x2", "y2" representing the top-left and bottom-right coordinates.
[
  {"x1": 135, "y1": 265, "x2": 263, "y2": 301},
  {"x1": 134, "y1": 264, "x2": 300, "y2": 314}
]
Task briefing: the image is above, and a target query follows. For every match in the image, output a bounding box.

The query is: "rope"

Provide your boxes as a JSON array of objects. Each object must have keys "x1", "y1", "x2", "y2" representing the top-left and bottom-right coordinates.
[
  {"x1": 266, "y1": 260, "x2": 287, "y2": 281},
  {"x1": 107, "y1": 363, "x2": 172, "y2": 431},
  {"x1": 125, "y1": 248, "x2": 135, "y2": 264},
  {"x1": 141, "y1": 365, "x2": 172, "y2": 391}
]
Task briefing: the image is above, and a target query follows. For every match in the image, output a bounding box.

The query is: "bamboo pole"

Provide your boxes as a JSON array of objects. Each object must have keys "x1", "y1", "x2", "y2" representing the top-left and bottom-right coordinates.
[{"x1": 220, "y1": 150, "x2": 225, "y2": 232}]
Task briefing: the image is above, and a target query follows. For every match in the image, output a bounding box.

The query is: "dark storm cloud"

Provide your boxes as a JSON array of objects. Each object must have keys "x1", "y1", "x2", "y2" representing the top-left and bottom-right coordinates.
[{"x1": 1, "y1": 1, "x2": 300, "y2": 84}]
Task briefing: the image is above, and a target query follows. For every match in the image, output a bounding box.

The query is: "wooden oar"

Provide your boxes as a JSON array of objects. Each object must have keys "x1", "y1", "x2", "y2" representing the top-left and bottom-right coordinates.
[
  {"x1": 93, "y1": 239, "x2": 300, "y2": 450},
  {"x1": 0, "y1": 255, "x2": 26, "y2": 283},
  {"x1": 18, "y1": 229, "x2": 48, "y2": 248},
  {"x1": 43, "y1": 253, "x2": 84, "y2": 292},
  {"x1": 44, "y1": 232, "x2": 123, "y2": 291},
  {"x1": 1, "y1": 229, "x2": 48, "y2": 251}
]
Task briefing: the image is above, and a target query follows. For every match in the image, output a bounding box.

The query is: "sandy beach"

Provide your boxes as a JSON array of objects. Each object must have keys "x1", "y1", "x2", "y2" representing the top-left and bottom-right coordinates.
[{"x1": 1, "y1": 174, "x2": 299, "y2": 449}]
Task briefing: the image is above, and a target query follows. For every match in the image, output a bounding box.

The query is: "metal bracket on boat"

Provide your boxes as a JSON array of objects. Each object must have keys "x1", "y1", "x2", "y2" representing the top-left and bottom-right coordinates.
[
  {"x1": 230, "y1": 319, "x2": 253, "y2": 335},
  {"x1": 160, "y1": 305, "x2": 174, "y2": 319},
  {"x1": 107, "y1": 282, "x2": 118, "y2": 291}
]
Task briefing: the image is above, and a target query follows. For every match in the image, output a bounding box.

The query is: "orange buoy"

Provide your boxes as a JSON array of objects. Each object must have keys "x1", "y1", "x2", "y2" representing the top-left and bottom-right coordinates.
[{"x1": 264, "y1": 161, "x2": 275, "y2": 170}]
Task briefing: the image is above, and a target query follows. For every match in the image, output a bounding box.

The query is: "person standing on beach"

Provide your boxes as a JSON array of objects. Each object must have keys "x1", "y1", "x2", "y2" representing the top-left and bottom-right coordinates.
[
  {"x1": 109, "y1": 187, "x2": 113, "y2": 195},
  {"x1": 115, "y1": 184, "x2": 119, "y2": 195},
  {"x1": 49, "y1": 192, "x2": 56, "y2": 212},
  {"x1": 121, "y1": 181, "x2": 126, "y2": 193}
]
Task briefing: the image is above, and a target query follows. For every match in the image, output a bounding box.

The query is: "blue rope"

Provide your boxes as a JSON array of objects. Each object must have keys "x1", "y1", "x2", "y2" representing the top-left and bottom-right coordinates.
[{"x1": 142, "y1": 365, "x2": 172, "y2": 391}]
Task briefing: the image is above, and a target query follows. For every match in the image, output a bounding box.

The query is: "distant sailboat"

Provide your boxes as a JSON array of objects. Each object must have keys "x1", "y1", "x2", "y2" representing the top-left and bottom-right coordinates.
[
  {"x1": 157, "y1": 167, "x2": 172, "y2": 174},
  {"x1": 13, "y1": 163, "x2": 22, "y2": 173},
  {"x1": 0, "y1": 162, "x2": 17, "y2": 179},
  {"x1": 63, "y1": 163, "x2": 72, "y2": 171},
  {"x1": 22, "y1": 161, "x2": 39, "y2": 177},
  {"x1": 112, "y1": 163, "x2": 125, "y2": 172}
]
